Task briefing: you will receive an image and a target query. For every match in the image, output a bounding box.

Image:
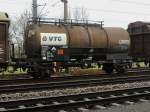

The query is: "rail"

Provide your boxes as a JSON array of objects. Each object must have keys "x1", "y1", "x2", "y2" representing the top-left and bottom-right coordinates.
[
  {"x1": 0, "y1": 71, "x2": 150, "y2": 93},
  {"x1": 1, "y1": 86, "x2": 150, "y2": 112}
]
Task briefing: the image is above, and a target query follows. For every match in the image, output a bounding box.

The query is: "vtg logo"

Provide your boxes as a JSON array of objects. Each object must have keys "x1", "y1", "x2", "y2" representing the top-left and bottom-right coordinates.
[
  {"x1": 42, "y1": 36, "x2": 62, "y2": 41},
  {"x1": 41, "y1": 33, "x2": 67, "y2": 46}
]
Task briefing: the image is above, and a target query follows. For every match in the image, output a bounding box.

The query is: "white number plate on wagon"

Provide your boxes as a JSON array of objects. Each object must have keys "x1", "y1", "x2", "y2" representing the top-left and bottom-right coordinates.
[{"x1": 41, "y1": 33, "x2": 67, "y2": 46}]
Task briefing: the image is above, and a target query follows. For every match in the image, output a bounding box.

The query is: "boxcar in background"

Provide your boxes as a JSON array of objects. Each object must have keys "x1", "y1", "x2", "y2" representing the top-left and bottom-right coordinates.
[
  {"x1": 0, "y1": 12, "x2": 10, "y2": 69},
  {"x1": 128, "y1": 21, "x2": 150, "y2": 61}
]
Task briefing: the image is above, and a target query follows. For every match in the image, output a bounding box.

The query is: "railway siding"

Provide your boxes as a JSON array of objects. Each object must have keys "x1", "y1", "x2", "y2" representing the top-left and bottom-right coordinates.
[{"x1": 1, "y1": 87, "x2": 150, "y2": 112}]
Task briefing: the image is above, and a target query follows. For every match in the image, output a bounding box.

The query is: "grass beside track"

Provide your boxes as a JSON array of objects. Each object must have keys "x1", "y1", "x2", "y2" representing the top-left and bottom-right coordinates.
[
  {"x1": 0, "y1": 68, "x2": 27, "y2": 77},
  {"x1": 0, "y1": 62, "x2": 147, "y2": 76}
]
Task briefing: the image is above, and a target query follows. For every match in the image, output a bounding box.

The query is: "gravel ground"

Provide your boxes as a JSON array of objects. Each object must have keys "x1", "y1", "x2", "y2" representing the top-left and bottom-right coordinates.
[
  {"x1": 86, "y1": 101, "x2": 150, "y2": 112},
  {"x1": 0, "y1": 81, "x2": 150, "y2": 102}
]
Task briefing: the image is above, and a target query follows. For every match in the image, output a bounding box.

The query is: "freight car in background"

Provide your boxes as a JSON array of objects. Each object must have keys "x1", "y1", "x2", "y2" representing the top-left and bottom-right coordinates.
[
  {"x1": 0, "y1": 12, "x2": 9, "y2": 71},
  {"x1": 24, "y1": 19, "x2": 131, "y2": 78},
  {"x1": 128, "y1": 21, "x2": 150, "y2": 63}
]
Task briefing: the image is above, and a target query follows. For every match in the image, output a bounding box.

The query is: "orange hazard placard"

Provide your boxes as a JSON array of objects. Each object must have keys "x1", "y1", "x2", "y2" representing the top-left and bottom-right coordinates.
[{"x1": 57, "y1": 49, "x2": 64, "y2": 55}]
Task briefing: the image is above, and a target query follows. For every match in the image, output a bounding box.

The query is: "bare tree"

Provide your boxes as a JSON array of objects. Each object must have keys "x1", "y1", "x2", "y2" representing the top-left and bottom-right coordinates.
[
  {"x1": 9, "y1": 10, "x2": 31, "y2": 58},
  {"x1": 10, "y1": 10, "x2": 31, "y2": 39},
  {"x1": 73, "y1": 7, "x2": 89, "y2": 22},
  {"x1": 73, "y1": 8, "x2": 81, "y2": 20},
  {"x1": 81, "y1": 7, "x2": 89, "y2": 21},
  {"x1": 16, "y1": 10, "x2": 31, "y2": 36}
]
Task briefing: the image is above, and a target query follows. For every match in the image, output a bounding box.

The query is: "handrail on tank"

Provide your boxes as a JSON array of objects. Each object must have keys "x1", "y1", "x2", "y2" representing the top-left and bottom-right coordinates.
[{"x1": 27, "y1": 17, "x2": 104, "y2": 28}]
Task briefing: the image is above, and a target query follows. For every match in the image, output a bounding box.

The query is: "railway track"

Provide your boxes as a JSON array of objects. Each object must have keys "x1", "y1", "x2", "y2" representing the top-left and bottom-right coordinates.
[
  {"x1": 1, "y1": 71, "x2": 150, "y2": 93},
  {"x1": 1, "y1": 86, "x2": 150, "y2": 112},
  {"x1": 0, "y1": 68, "x2": 149, "y2": 85}
]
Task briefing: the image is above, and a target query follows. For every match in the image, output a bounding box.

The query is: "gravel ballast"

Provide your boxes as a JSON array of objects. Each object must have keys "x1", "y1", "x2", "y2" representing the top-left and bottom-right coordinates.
[
  {"x1": 0, "y1": 81, "x2": 150, "y2": 102},
  {"x1": 87, "y1": 101, "x2": 150, "y2": 112}
]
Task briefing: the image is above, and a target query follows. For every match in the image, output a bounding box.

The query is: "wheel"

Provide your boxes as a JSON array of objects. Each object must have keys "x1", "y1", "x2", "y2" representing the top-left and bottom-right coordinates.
[
  {"x1": 102, "y1": 63, "x2": 114, "y2": 74},
  {"x1": 115, "y1": 65, "x2": 125, "y2": 73},
  {"x1": 39, "y1": 68, "x2": 51, "y2": 79},
  {"x1": 27, "y1": 62, "x2": 52, "y2": 79},
  {"x1": 27, "y1": 67, "x2": 41, "y2": 79}
]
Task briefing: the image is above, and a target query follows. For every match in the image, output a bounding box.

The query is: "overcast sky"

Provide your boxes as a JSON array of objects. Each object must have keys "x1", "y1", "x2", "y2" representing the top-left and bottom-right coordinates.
[{"x1": 0, "y1": 0, "x2": 150, "y2": 28}]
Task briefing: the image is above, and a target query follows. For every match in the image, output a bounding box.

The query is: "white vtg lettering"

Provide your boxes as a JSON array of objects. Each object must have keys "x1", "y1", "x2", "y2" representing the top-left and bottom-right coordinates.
[
  {"x1": 49, "y1": 36, "x2": 62, "y2": 41},
  {"x1": 41, "y1": 33, "x2": 67, "y2": 46}
]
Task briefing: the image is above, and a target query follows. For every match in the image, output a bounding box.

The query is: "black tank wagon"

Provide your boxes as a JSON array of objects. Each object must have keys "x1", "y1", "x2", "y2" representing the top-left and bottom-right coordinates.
[
  {"x1": 24, "y1": 19, "x2": 131, "y2": 78},
  {"x1": 1, "y1": 12, "x2": 149, "y2": 79}
]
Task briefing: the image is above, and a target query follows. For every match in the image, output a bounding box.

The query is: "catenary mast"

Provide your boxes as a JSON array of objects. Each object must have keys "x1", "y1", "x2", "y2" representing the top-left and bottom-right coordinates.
[
  {"x1": 32, "y1": 0, "x2": 38, "y2": 23},
  {"x1": 61, "y1": 0, "x2": 68, "y2": 22}
]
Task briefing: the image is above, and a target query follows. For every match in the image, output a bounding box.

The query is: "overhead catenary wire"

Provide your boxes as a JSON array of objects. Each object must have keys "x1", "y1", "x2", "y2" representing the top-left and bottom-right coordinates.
[
  {"x1": 71, "y1": 7, "x2": 150, "y2": 16},
  {"x1": 111, "y1": 0, "x2": 150, "y2": 6},
  {"x1": 2, "y1": 0, "x2": 150, "y2": 24},
  {"x1": 51, "y1": 1, "x2": 61, "y2": 7},
  {"x1": 38, "y1": 3, "x2": 47, "y2": 17},
  {"x1": 2, "y1": 0, "x2": 150, "y2": 17},
  {"x1": 0, "y1": 1, "x2": 31, "y2": 5}
]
